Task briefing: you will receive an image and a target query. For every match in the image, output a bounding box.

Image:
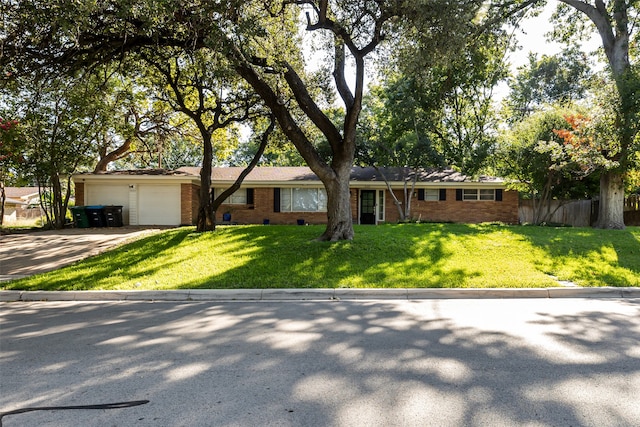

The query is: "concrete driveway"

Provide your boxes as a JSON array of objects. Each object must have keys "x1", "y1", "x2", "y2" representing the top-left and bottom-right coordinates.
[{"x1": 0, "y1": 227, "x2": 166, "y2": 282}]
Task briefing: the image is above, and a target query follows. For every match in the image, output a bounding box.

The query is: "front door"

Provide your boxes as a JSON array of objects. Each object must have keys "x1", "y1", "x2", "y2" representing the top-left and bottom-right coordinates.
[{"x1": 360, "y1": 190, "x2": 376, "y2": 224}]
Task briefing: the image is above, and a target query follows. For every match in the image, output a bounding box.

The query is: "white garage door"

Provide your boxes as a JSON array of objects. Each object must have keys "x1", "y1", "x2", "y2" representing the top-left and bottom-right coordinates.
[
  {"x1": 138, "y1": 184, "x2": 181, "y2": 225},
  {"x1": 85, "y1": 184, "x2": 130, "y2": 225}
]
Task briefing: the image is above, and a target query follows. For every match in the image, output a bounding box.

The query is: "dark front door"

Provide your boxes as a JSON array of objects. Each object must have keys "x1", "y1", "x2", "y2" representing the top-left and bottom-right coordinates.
[{"x1": 360, "y1": 190, "x2": 376, "y2": 224}]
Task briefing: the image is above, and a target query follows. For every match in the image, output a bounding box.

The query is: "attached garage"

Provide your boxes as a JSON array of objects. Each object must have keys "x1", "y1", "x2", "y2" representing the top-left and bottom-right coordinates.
[
  {"x1": 137, "y1": 184, "x2": 181, "y2": 225},
  {"x1": 85, "y1": 183, "x2": 130, "y2": 225},
  {"x1": 73, "y1": 170, "x2": 200, "y2": 227}
]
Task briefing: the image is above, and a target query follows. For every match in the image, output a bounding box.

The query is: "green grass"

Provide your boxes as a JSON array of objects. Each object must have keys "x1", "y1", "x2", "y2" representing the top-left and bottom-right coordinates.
[{"x1": 3, "y1": 224, "x2": 640, "y2": 291}]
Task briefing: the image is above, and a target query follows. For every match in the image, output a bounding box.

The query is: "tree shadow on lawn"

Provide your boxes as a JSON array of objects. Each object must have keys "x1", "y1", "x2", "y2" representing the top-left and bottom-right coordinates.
[
  {"x1": 182, "y1": 224, "x2": 480, "y2": 289},
  {"x1": 1, "y1": 300, "x2": 639, "y2": 426},
  {"x1": 510, "y1": 226, "x2": 640, "y2": 287}
]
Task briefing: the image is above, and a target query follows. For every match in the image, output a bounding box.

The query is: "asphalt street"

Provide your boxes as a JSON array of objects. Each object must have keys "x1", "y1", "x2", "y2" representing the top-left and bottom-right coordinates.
[{"x1": 1, "y1": 298, "x2": 639, "y2": 426}]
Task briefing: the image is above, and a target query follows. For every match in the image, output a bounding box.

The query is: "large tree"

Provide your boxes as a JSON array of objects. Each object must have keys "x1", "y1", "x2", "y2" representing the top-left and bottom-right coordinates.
[
  {"x1": 357, "y1": 80, "x2": 444, "y2": 221},
  {"x1": 1, "y1": 0, "x2": 493, "y2": 240},
  {"x1": 364, "y1": 13, "x2": 514, "y2": 178},
  {"x1": 1, "y1": 72, "x2": 105, "y2": 228},
  {"x1": 498, "y1": 105, "x2": 600, "y2": 224},
  {"x1": 546, "y1": 0, "x2": 640, "y2": 229},
  {"x1": 141, "y1": 48, "x2": 265, "y2": 231},
  {"x1": 91, "y1": 71, "x2": 182, "y2": 173}
]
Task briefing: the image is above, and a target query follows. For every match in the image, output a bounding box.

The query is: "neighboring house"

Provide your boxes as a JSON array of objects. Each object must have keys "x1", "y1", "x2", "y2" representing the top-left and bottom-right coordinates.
[
  {"x1": 2, "y1": 187, "x2": 44, "y2": 223},
  {"x1": 73, "y1": 167, "x2": 518, "y2": 226}
]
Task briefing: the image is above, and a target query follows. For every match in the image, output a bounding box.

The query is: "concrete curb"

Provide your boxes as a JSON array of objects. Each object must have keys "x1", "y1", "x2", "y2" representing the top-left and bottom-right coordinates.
[{"x1": 2, "y1": 287, "x2": 640, "y2": 302}]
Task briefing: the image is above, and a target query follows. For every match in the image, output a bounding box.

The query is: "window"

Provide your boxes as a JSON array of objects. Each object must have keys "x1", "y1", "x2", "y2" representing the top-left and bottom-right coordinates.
[
  {"x1": 423, "y1": 189, "x2": 439, "y2": 201},
  {"x1": 218, "y1": 188, "x2": 247, "y2": 204},
  {"x1": 378, "y1": 190, "x2": 385, "y2": 221},
  {"x1": 279, "y1": 188, "x2": 327, "y2": 212},
  {"x1": 418, "y1": 189, "x2": 446, "y2": 201},
  {"x1": 479, "y1": 189, "x2": 495, "y2": 201},
  {"x1": 462, "y1": 189, "x2": 495, "y2": 201}
]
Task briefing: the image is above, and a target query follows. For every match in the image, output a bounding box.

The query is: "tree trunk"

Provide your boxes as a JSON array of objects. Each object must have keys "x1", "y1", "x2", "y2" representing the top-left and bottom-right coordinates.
[
  {"x1": 594, "y1": 169, "x2": 625, "y2": 229},
  {"x1": 94, "y1": 138, "x2": 132, "y2": 173},
  {"x1": 196, "y1": 133, "x2": 215, "y2": 232},
  {"x1": 377, "y1": 167, "x2": 405, "y2": 221},
  {"x1": 560, "y1": 0, "x2": 632, "y2": 230},
  {"x1": 50, "y1": 172, "x2": 66, "y2": 229},
  {"x1": 318, "y1": 167, "x2": 354, "y2": 241},
  {"x1": 405, "y1": 173, "x2": 418, "y2": 219}
]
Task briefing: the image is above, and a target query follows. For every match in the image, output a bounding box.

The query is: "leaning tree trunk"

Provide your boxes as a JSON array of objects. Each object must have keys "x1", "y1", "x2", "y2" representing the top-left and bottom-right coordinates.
[
  {"x1": 594, "y1": 169, "x2": 625, "y2": 229},
  {"x1": 94, "y1": 138, "x2": 132, "y2": 173}
]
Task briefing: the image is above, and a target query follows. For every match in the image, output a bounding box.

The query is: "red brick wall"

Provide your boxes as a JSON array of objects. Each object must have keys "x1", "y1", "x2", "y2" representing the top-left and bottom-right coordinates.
[
  {"x1": 208, "y1": 186, "x2": 518, "y2": 225},
  {"x1": 384, "y1": 188, "x2": 519, "y2": 224},
  {"x1": 214, "y1": 187, "x2": 332, "y2": 225},
  {"x1": 75, "y1": 182, "x2": 85, "y2": 206},
  {"x1": 180, "y1": 183, "x2": 199, "y2": 226},
  {"x1": 350, "y1": 189, "x2": 359, "y2": 224}
]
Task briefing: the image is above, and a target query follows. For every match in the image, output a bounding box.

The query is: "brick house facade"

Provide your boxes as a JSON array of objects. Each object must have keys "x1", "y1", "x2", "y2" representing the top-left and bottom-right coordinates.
[
  {"x1": 202, "y1": 167, "x2": 519, "y2": 225},
  {"x1": 73, "y1": 167, "x2": 519, "y2": 226}
]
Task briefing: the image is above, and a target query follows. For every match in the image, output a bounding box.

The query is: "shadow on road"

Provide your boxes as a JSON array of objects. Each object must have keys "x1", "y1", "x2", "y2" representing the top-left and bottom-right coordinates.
[{"x1": 1, "y1": 299, "x2": 639, "y2": 426}]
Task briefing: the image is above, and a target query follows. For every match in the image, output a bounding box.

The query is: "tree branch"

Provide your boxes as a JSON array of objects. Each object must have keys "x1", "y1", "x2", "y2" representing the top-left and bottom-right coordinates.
[{"x1": 212, "y1": 115, "x2": 276, "y2": 212}]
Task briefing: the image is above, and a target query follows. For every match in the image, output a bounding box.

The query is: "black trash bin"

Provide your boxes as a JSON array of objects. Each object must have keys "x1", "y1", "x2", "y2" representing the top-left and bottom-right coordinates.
[
  {"x1": 103, "y1": 205, "x2": 124, "y2": 227},
  {"x1": 85, "y1": 205, "x2": 106, "y2": 227},
  {"x1": 69, "y1": 206, "x2": 89, "y2": 228}
]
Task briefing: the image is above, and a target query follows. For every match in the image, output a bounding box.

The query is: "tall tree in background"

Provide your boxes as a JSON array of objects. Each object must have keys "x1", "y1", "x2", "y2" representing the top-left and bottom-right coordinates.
[
  {"x1": 91, "y1": 71, "x2": 182, "y2": 173},
  {"x1": 373, "y1": 24, "x2": 511, "y2": 176},
  {"x1": 357, "y1": 80, "x2": 444, "y2": 221},
  {"x1": 503, "y1": 47, "x2": 593, "y2": 123}
]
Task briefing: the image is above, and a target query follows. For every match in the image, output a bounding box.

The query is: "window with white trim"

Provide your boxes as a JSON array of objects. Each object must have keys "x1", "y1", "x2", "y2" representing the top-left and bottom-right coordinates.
[
  {"x1": 280, "y1": 188, "x2": 327, "y2": 212},
  {"x1": 423, "y1": 189, "x2": 439, "y2": 201},
  {"x1": 463, "y1": 189, "x2": 495, "y2": 201},
  {"x1": 218, "y1": 188, "x2": 247, "y2": 204}
]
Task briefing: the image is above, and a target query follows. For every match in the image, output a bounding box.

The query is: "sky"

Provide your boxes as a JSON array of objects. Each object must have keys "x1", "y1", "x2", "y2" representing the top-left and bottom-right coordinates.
[
  {"x1": 496, "y1": 2, "x2": 604, "y2": 100},
  {"x1": 509, "y1": 2, "x2": 602, "y2": 70}
]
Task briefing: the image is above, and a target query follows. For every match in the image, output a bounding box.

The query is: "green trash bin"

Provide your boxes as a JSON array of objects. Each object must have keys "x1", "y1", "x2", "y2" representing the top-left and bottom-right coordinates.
[{"x1": 70, "y1": 206, "x2": 89, "y2": 228}]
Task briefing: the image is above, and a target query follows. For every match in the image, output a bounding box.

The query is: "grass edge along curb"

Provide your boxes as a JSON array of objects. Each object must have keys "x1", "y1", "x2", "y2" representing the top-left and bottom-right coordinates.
[{"x1": 3, "y1": 224, "x2": 639, "y2": 291}]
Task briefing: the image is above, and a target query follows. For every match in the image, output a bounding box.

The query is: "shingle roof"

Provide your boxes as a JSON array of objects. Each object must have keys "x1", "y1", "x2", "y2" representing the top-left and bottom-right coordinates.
[
  {"x1": 77, "y1": 169, "x2": 197, "y2": 177},
  {"x1": 176, "y1": 166, "x2": 503, "y2": 183},
  {"x1": 4, "y1": 187, "x2": 41, "y2": 199},
  {"x1": 179, "y1": 166, "x2": 318, "y2": 181},
  {"x1": 4, "y1": 197, "x2": 29, "y2": 205},
  {"x1": 77, "y1": 166, "x2": 504, "y2": 184}
]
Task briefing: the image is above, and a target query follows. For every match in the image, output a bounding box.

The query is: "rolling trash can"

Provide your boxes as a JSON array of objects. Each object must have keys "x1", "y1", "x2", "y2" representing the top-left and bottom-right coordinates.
[
  {"x1": 85, "y1": 205, "x2": 106, "y2": 227},
  {"x1": 103, "y1": 205, "x2": 124, "y2": 227},
  {"x1": 70, "y1": 206, "x2": 89, "y2": 228}
]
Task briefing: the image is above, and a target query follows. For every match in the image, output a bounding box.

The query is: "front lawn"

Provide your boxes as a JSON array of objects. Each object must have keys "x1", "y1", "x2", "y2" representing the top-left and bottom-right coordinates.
[{"x1": 4, "y1": 223, "x2": 639, "y2": 290}]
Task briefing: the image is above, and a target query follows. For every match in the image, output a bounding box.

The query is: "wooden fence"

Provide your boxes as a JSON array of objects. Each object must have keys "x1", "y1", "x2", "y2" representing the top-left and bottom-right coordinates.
[
  {"x1": 519, "y1": 196, "x2": 640, "y2": 227},
  {"x1": 626, "y1": 194, "x2": 639, "y2": 211},
  {"x1": 519, "y1": 199, "x2": 593, "y2": 227}
]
